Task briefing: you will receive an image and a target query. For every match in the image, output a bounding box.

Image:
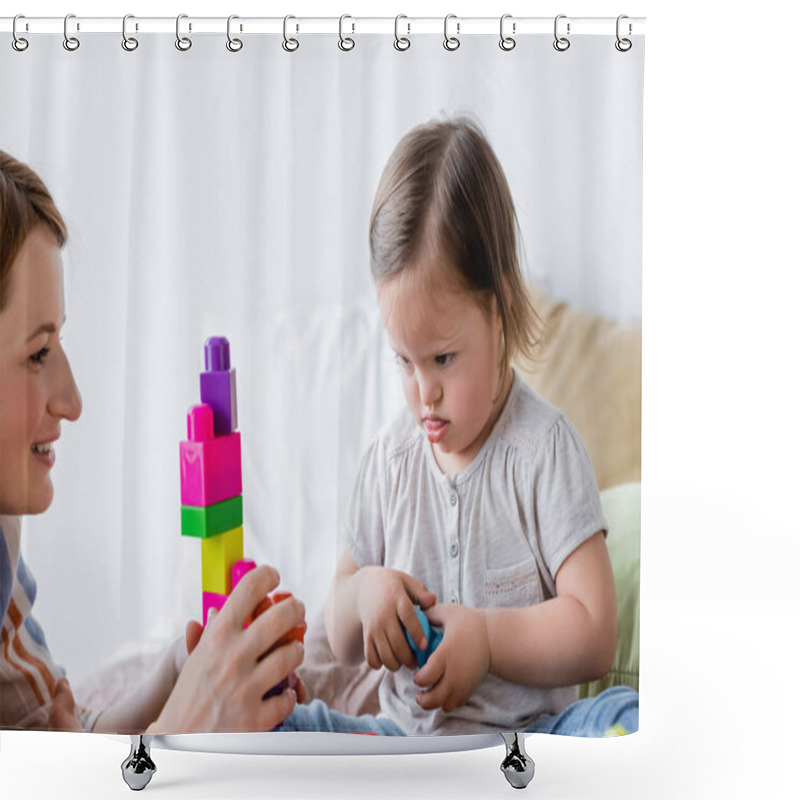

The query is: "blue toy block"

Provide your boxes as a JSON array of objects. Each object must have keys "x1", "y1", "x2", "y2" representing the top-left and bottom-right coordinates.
[
  {"x1": 404, "y1": 607, "x2": 444, "y2": 668},
  {"x1": 200, "y1": 336, "x2": 238, "y2": 436}
]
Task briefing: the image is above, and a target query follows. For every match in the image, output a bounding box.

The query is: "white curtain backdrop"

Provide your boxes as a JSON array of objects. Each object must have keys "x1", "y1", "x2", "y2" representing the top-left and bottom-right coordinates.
[{"x1": 1, "y1": 30, "x2": 643, "y2": 684}]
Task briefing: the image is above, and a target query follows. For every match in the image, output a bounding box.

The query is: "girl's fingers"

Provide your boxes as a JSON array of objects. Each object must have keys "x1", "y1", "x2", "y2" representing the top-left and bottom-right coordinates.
[
  {"x1": 376, "y1": 629, "x2": 401, "y2": 672},
  {"x1": 223, "y1": 564, "x2": 281, "y2": 629},
  {"x1": 397, "y1": 602, "x2": 427, "y2": 657},
  {"x1": 400, "y1": 573, "x2": 437, "y2": 609},
  {"x1": 388, "y1": 611, "x2": 418, "y2": 669},
  {"x1": 414, "y1": 648, "x2": 445, "y2": 690},
  {"x1": 365, "y1": 637, "x2": 381, "y2": 670},
  {"x1": 415, "y1": 672, "x2": 447, "y2": 711}
]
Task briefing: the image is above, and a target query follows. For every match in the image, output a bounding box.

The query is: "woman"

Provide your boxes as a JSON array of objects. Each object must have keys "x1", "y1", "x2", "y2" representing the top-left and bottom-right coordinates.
[{"x1": 0, "y1": 150, "x2": 306, "y2": 733}]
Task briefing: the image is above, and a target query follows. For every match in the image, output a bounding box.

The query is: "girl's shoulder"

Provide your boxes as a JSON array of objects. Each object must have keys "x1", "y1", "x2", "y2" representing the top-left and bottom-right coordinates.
[
  {"x1": 498, "y1": 376, "x2": 580, "y2": 458},
  {"x1": 374, "y1": 405, "x2": 423, "y2": 462},
  {"x1": 356, "y1": 405, "x2": 422, "y2": 472}
]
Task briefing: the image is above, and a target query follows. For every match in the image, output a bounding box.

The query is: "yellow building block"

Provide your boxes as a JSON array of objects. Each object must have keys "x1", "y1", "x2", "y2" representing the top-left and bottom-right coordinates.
[{"x1": 201, "y1": 526, "x2": 243, "y2": 595}]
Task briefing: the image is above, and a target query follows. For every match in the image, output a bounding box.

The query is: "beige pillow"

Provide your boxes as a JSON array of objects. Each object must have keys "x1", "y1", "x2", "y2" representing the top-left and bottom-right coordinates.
[{"x1": 515, "y1": 286, "x2": 641, "y2": 491}]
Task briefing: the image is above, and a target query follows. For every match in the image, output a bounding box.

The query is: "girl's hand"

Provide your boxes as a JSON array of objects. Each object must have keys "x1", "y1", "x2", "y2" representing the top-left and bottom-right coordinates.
[
  {"x1": 356, "y1": 566, "x2": 436, "y2": 672},
  {"x1": 151, "y1": 564, "x2": 306, "y2": 733},
  {"x1": 48, "y1": 678, "x2": 83, "y2": 731},
  {"x1": 413, "y1": 604, "x2": 490, "y2": 713}
]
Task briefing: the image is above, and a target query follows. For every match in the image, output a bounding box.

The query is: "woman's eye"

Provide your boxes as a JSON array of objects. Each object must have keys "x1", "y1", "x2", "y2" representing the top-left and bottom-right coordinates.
[
  {"x1": 29, "y1": 347, "x2": 50, "y2": 365},
  {"x1": 434, "y1": 353, "x2": 454, "y2": 366}
]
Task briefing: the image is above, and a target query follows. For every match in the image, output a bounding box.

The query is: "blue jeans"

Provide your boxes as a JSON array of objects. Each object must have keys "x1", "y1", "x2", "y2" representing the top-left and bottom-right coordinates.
[
  {"x1": 282, "y1": 686, "x2": 638, "y2": 737},
  {"x1": 525, "y1": 686, "x2": 638, "y2": 736}
]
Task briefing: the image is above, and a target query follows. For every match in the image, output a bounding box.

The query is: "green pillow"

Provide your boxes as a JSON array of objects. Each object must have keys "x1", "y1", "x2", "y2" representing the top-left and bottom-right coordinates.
[{"x1": 579, "y1": 482, "x2": 640, "y2": 698}]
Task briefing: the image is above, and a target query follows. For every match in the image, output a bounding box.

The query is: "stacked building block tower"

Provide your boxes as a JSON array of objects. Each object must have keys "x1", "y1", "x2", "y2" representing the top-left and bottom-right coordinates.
[{"x1": 179, "y1": 337, "x2": 304, "y2": 670}]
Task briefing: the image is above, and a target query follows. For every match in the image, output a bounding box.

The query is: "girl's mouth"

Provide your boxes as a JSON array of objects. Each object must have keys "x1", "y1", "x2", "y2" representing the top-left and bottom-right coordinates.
[{"x1": 423, "y1": 418, "x2": 449, "y2": 444}]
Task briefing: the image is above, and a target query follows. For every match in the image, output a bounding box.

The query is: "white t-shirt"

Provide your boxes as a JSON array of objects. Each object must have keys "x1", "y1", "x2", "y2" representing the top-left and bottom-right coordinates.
[{"x1": 343, "y1": 371, "x2": 607, "y2": 735}]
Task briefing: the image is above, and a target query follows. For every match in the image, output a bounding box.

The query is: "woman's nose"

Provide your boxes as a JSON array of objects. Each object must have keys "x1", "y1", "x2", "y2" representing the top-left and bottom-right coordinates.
[{"x1": 49, "y1": 348, "x2": 82, "y2": 422}]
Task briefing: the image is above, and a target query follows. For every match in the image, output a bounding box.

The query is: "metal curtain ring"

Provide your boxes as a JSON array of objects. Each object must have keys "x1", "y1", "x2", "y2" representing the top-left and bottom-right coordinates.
[
  {"x1": 553, "y1": 14, "x2": 570, "y2": 51},
  {"x1": 63, "y1": 14, "x2": 80, "y2": 51},
  {"x1": 176, "y1": 14, "x2": 192, "y2": 51},
  {"x1": 338, "y1": 14, "x2": 355, "y2": 51},
  {"x1": 122, "y1": 14, "x2": 138, "y2": 51},
  {"x1": 283, "y1": 15, "x2": 299, "y2": 52},
  {"x1": 12, "y1": 14, "x2": 29, "y2": 51},
  {"x1": 394, "y1": 15, "x2": 410, "y2": 51},
  {"x1": 443, "y1": 14, "x2": 460, "y2": 51},
  {"x1": 499, "y1": 14, "x2": 515, "y2": 51},
  {"x1": 226, "y1": 15, "x2": 243, "y2": 52},
  {"x1": 615, "y1": 15, "x2": 632, "y2": 51}
]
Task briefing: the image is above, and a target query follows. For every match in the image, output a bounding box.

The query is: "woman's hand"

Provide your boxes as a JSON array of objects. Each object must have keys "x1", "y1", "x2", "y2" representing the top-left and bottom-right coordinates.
[
  {"x1": 356, "y1": 566, "x2": 436, "y2": 672},
  {"x1": 150, "y1": 564, "x2": 306, "y2": 733},
  {"x1": 48, "y1": 678, "x2": 83, "y2": 731},
  {"x1": 412, "y1": 604, "x2": 490, "y2": 713}
]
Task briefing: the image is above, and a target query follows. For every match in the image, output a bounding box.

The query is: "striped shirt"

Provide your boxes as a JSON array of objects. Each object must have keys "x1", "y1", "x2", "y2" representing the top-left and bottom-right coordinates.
[{"x1": 1, "y1": 516, "x2": 99, "y2": 731}]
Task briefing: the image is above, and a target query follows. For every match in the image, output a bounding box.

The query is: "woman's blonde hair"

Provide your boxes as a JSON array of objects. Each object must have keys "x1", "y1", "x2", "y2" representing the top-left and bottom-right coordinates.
[
  {"x1": 369, "y1": 117, "x2": 542, "y2": 371},
  {"x1": 0, "y1": 150, "x2": 67, "y2": 311}
]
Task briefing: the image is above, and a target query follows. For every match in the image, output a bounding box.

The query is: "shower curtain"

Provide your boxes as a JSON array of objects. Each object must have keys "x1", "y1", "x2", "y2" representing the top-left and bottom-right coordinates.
[{"x1": 1, "y1": 16, "x2": 643, "y2": 745}]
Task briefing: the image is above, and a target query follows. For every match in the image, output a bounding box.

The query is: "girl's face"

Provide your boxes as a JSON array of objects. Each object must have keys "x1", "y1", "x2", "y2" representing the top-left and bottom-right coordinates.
[
  {"x1": 0, "y1": 226, "x2": 82, "y2": 516},
  {"x1": 377, "y1": 269, "x2": 512, "y2": 476}
]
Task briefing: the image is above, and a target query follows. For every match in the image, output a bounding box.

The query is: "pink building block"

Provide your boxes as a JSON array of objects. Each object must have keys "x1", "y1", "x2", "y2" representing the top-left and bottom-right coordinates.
[
  {"x1": 232, "y1": 558, "x2": 257, "y2": 590},
  {"x1": 203, "y1": 591, "x2": 228, "y2": 626},
  {"x1": 180, "y1": 430, "x2": 242, "y2": 506},
  {"x1": 186, "y1": 403, "x2": 214, "y2": 442}
]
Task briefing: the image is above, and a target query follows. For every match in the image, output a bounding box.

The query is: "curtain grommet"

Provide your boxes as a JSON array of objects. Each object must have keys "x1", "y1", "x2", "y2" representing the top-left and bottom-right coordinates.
[
  {"x1": 499, "y1": 14, "x2": 516, "y2": 51},
  {"x1": 63, "y1": 14, "x2": 80, "y2": 51},
  {"x1": 226, "y1": 15, "x2": 243, "y2": 52},
  {"x1": 121, "y1": 14, "x2": 138, "y2": 51},
  {"x1": 394, "y1": 15, "x2": 410, "y2": 51},
  {"x1": 283, "y1": 15, "x2": 299, "y2": 52},
  {"x1": 12, "y1": 14, "x2": 29, "y2": 51},
  {"x1": 444, "y1": 14, "x2": 460, "y2": 51},
  {"x1": 175, "y1": 14, "x2": 192, "y2": 51},
  {"x1": 338, "y1": 14, "x2": 355, "y2": 51},
  {"x1": 553, "y1": 14, "x2": 571, "y2": 52},
  {"x1": 615, "y1": 15, "x2": 632, "y2": 51}
]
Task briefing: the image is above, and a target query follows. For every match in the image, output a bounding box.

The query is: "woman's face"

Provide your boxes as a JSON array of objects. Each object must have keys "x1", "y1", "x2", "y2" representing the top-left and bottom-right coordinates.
[{"x1": 0, "y1": 226, "x2": 82, "y2": 516}]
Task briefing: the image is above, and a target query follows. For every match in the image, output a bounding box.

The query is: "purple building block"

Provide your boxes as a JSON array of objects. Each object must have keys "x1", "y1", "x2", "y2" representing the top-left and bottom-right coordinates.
[{"x1": 200, "y1": 336, "x2": 238, "y2": 437}]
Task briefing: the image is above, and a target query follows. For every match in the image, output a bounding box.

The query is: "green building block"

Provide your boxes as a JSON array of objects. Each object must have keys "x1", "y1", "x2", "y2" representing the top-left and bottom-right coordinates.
[{"x1": 181, "y1": 495, "x2": 243, "y2": 539}]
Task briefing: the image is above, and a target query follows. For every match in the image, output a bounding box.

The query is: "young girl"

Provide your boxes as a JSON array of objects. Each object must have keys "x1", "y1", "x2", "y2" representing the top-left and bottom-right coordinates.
[
  {"x1": 324, "y1": 118, "x2": 638, "y2": 736},
  {"x1": 0, "y1": 150, "x2": 306, "y2": 733}
]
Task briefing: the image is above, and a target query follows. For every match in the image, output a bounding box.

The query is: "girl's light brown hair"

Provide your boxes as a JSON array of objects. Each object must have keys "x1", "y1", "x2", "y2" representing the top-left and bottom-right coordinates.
[
  {"x1": 369, "y1": 117, "x2": 542, "y2": 371},
  {"x1": 1, "y1": 150, "x2": 67, "y2": 312}
]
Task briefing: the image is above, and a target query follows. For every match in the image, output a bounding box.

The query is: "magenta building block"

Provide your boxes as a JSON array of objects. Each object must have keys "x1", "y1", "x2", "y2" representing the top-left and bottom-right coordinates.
[
  {"x1": 200, "y1": 336, "x2": 238, "y2": 436},
  {"x1": 186, "y1": 403, "x2": 214, "y2": 442},
  {"x1": 180, "y1": 431, "x2": 242, "y2": 506},
  {"x1": 232, "y1": 558, "x2": 257, "y2": 590},
  {"x1": 203, "y1": 591, "x2": 228, "y2": 626}
]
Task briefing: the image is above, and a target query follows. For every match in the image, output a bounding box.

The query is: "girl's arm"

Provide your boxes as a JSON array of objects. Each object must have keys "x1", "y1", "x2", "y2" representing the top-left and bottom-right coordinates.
[
  {"x1": 326, "y1": 551, "x2": 436, "y2": 670},
  {"x1": 414, "y1": 532, "x2": 616, "y2": 711},
  {"x1": 484, "y1": 530, "x2": 617, "y2": 687}
]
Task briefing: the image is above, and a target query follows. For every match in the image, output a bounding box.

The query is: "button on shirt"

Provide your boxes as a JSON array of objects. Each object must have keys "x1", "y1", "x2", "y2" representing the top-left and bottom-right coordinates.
[{"x1": 344, "y1": 372, "x2": 607, "y2": 736}]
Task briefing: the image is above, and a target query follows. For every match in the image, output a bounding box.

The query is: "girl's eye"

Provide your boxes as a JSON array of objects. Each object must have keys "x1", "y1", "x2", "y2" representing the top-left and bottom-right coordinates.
[
  {"x1": 434, "y1": 353, "x2": 454, "y2": 366},
  {"x1": 395, "y1": 354, "x2": 413, "y2": 372},
  {"x1": 30, "y1": 347, "x2": 50, "y2": 365}
]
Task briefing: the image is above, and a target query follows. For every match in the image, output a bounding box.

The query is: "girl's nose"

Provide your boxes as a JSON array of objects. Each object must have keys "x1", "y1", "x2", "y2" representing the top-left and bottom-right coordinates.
[
  {"x1": 49, "y1": 348, "x2": 82, "y2": 422},
  {"x1": 417, "y1": 372, "x2": 442, "y2": 408}
]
